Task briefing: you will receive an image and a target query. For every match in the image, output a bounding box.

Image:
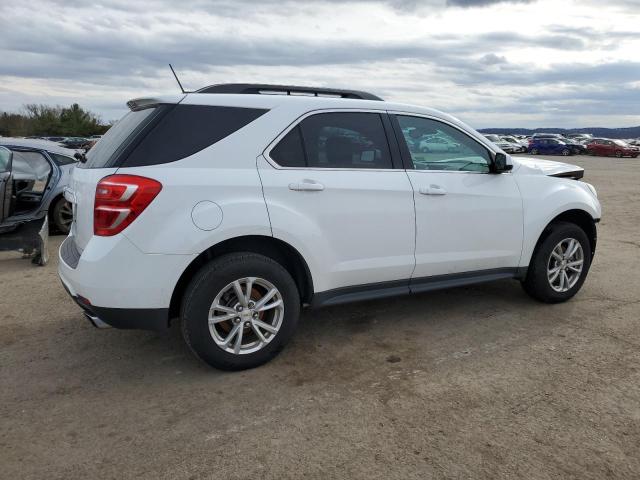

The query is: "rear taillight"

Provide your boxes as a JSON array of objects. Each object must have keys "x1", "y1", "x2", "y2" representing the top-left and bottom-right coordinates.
[{"x1": 94, "y1": 174, "x2": 162, "y2": 236}]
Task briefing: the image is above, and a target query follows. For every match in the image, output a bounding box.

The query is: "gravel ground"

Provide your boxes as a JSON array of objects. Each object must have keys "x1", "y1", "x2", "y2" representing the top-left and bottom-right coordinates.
[{"x1": 1, "y1": 155, "x2": 639, "y2": 479}]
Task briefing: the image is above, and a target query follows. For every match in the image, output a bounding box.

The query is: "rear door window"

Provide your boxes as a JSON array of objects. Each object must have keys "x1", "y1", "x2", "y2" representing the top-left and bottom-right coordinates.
[
  {"x1": 269, "y1": 112, "x2": 392, "y2": 169},
  {"x1": 11, "y1": 151, "x2": 52, "y2": 193},
  {"x1": 270, "y1": 126, "x2": 306, "y2": 167}
]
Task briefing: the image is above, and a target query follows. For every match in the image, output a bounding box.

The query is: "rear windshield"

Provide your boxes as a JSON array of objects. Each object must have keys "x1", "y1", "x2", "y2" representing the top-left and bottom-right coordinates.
[
  {"x1": 81, "y1": 104, "x2": 268, "y2": 169},
  {"x1": 83, "y1": 108, "x2": 158, "y2": 168}
]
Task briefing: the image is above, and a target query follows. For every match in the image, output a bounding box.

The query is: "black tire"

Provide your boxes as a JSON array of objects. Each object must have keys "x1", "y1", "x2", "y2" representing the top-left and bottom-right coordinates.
[
  {"x1": 531, "y1": 148, "x2": 539, "y2": 155},
  {"x1": 521, "y1": 221, "x2": 592, "y2": 303},
  {"x1": 561, "y1": 148, "x2": 571, "y2": 156},
  {"x1": 51, "y1": 197, "x2": 73, "y2": 234},
  {"x1": 181, "y1": 253, "x2": 300, "y2": 371},
  {"x1": 615, "y1": 150, "x2": 623, "y2": 158}
]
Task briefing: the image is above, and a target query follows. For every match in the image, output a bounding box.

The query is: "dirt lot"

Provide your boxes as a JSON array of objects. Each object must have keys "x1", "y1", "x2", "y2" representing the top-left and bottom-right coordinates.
[{"x1": 1, "y1": 155, "x2": 639, "y2": 479}]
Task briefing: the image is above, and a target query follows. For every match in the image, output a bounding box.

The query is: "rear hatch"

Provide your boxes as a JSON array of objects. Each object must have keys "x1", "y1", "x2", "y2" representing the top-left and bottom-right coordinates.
[{"x1": 70, "y1": 99, "x2": 177, "y2": 252}]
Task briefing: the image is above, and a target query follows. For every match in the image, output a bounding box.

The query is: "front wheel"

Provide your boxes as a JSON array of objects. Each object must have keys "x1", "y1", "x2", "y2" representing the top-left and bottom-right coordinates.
[
  {"x1": 615, "y1": 150, "x2": 623, "y2": 158},
  {"x1": 530, "y1": 148, "x2": 539, "y2": 155},
  {"x1": 181, "y1": 253, "x2": 300, "y2": 370},
  {"x1": 561, "y1": 148, "x2": 571, "y2": 156},
  {"x1": 522, "y1": 222, "x2": 592, "y2": 303}
]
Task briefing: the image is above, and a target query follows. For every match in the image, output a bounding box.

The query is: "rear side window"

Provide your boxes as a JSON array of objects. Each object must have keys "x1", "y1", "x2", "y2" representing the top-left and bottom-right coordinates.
[
  {"x1": 269, "y1": 112, "x2": 392, "y2": 169},
  {"x1": 123, "y1": 105, "x2": 268, "y2": 167},
  {"x1": 84, "y1": 107, "x2": 158, "y2": 168},
  {"x1": 50, "y1": 153, "x2": 77, "y2": 165}
]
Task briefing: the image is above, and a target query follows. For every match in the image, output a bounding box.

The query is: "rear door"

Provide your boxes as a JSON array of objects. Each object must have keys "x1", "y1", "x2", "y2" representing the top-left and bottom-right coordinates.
[
  {"x1": 258, "y1": 110, "x2": 416, "y2": 292},
  {"x1": 0, "y1": 147, "x2": 13, "y2": 222}
]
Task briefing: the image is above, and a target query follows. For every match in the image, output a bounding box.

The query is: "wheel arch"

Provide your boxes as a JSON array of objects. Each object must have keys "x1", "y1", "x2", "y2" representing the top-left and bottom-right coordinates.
[
  {"x1": 47, "y1": 192, "x2": 64, "y2": 214},
  {"x1": 532, "y1": 209, "x2": 597, "y2": 262},
  {"x1": 168, "y1": 235, "x2": 314, "y2": 321}
]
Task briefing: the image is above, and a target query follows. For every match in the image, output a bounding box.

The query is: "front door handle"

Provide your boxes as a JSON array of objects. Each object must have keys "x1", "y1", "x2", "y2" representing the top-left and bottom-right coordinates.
[
  {"x1": 289, "y1": 180, "x2": 324, "y2": 192},
  {"x1": 419, "y1": 185, "x2": 447, "y2": 195}
]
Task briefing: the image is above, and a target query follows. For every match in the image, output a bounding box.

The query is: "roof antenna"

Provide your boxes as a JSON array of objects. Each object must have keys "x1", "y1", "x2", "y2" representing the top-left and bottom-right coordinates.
[{"x1": 169, "y1": 64, "x2": 188, "y2": 94}]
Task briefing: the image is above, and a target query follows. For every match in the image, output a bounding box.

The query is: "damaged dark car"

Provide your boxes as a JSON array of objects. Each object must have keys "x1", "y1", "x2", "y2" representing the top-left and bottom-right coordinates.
[{"x1": 0, "y1": 144, "x2": 65, "y2": 265}]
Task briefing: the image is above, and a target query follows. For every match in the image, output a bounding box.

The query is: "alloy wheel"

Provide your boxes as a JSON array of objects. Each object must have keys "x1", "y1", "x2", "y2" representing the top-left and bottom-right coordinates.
[
  {"x1": 208, "y1": 277, "x2": 285, "y2": 355},
  {"x1": 547, "y1": 238, "x2": 584, "y2": 292}
]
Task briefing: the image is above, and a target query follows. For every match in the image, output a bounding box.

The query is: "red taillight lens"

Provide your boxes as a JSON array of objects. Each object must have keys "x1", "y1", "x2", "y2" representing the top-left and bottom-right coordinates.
[{"x1": 94, "y1": 174, "x2": 162, "y2": 236}]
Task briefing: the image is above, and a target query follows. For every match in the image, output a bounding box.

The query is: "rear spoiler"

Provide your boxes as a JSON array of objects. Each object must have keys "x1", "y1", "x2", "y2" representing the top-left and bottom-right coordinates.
[{"x1": 126, "y1": 95, "x2": 185, "y2": 112}]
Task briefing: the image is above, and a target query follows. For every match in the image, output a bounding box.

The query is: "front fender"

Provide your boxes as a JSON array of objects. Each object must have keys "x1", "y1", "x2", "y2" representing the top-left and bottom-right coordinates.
[{"x1": 517, "y1": 175, "x2": 601, "y2": 267}]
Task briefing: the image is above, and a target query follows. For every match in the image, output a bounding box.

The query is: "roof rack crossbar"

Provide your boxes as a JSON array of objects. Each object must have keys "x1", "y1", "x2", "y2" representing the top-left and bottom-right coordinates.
[{"x1": 195, "y1": 83, "x2": 383, "y2": 101}]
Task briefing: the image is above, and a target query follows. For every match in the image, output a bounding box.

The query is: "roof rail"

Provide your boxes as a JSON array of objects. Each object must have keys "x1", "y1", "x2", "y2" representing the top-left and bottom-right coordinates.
[{"x1": 195, "y1": 83, "x2": 383, "y2": 101}]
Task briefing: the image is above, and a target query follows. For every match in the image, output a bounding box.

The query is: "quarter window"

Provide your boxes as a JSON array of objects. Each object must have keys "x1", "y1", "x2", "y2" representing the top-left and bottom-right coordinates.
[
  {"x1": 396, "y1": 116, "x2": 492, "y2": 173},
  {"x1": 270, "y1": 112, "x2": 393, "y2": 169}
]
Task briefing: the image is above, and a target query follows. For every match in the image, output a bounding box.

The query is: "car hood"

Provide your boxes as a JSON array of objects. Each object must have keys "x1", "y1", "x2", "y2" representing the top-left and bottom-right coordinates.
[{"x1": 512, "y1": 156, "x2": 584, "y2": 179}]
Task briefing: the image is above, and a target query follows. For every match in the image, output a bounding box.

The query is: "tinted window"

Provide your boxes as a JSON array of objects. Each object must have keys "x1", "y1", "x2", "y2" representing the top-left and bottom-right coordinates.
[
  {"x1": 123, "y1": 105, "x2": 268, "y2": 167},
  {"x1": 84, "y1": 107, "x2": 158, "y2": 169},
  {"x1": 299, "y1": 112, "x2": 392, "y2": 169},
  {"x1": 50, "y1": 153, "x2": 77, "y2": 165},
  {"x1": 396, "y1": 116, "x2": 492, "y2": 173},
  {"x1": 270, "y1": 126, "x2": 305, "y2": 167}
]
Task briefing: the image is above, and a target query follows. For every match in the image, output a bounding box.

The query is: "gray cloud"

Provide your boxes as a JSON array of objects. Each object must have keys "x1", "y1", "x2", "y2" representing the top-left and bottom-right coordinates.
[{"x1": 0, "y1": 0, "x2": 638, "y2": 128}]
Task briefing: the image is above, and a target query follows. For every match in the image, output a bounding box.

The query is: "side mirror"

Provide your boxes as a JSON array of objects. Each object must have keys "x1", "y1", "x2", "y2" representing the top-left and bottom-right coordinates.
[{"x1": 492, "y1": 152, "x2": 513, "y2": 173}]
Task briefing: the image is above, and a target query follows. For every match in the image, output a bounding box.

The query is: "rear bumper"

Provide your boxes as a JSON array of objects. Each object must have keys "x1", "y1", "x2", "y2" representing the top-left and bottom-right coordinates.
[
  {"x1": 61, "y1": 279, "x2": 169, "y2": 331},
  {"x1": 58, "y1": 233, "x2": 195, "y2": 331}
]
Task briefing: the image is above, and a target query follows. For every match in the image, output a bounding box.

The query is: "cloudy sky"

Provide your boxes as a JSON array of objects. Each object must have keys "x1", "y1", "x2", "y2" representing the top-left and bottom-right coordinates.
[{"x1": 1, "y1": 0, "x2": 639, "y2": 128}]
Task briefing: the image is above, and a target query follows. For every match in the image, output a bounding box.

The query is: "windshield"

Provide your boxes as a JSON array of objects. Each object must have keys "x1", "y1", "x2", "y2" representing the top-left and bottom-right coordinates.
[
  {"x1": 83, "y1": 107, "x2": 157, "y2": 168},
  {"x1": 613, "y1": 140, "x2": 629, "y2": 146},
  {"x1": 484, "y1": 135, "x2": 500, "y2": 142}
]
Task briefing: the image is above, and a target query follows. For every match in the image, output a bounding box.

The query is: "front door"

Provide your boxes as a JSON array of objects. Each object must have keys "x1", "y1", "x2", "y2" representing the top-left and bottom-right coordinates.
[
  {"x1": 392, "y1": 114, "x2": 523, "y2": 281},
  {"x1": 258, "y1": 111, "x2": 415, "y2": 293}
]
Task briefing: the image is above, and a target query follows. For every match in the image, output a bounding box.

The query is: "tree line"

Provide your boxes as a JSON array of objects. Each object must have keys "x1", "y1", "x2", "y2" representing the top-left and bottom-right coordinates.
[{"x1": 0, "y1": 103, "x2": 110, "y2": 137}]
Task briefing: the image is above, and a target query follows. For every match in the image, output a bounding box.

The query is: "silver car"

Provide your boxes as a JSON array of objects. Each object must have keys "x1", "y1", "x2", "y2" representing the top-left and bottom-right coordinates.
[{"x1": 0, "y1": 138, "x2": 78, "y2": 234}]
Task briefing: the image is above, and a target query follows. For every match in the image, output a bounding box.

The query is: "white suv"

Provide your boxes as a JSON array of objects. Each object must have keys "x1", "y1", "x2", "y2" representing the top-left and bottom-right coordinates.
[{"x1": 58, "y1": 84, "x2": 601, "y2": 370}]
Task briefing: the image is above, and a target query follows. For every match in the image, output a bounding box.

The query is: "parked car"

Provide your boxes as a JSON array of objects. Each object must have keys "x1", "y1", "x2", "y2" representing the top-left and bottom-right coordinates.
[
  {"x1": 59, "y1": 84, "x2": 600, "y2": 370},
  {"x1": 528, "y1": 138, "x2": 574, "y2": 156},
  {"x1": 482, "y1": 134, "x2": 518, "y2": 153},
  {"x1": 499, "y1": 136, "x2": 527, "y2": 153},
  {"x1": 45, "y1": 136, "x2": 67, "y2": 142},
  {"x1": 586, "y1": 138, "x2": 639, "y2": 158},
  {"x1": 0, "y1": 138, "x2": 78, "y2": 233},
  {"x1": 418, "y1": 136, "x2": 461, "y2": 153},
  {"x1": 60, "y1": 137, "x2": 90, "y2": 149},
  {"x1": 0, "y1": 146, "x2": 50, "y2": 265}
]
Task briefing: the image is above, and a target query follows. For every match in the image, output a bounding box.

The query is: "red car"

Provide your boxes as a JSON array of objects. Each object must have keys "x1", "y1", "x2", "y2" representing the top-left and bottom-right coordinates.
[{"x1": 586, "y1": 138, "x2": 639, "y2": 158}]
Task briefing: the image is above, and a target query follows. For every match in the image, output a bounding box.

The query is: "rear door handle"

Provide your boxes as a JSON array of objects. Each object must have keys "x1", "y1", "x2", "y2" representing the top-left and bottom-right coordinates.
[
  {"x1": 419, "y1": 185, "x2": 447, "y2": 195},
  {"x1": 289, "y1": 180, "x2": 324, "y2": 192}
]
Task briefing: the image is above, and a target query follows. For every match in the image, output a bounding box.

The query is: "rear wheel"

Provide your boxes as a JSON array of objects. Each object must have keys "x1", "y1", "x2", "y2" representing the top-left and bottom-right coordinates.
[
  {"x1": 531, "y1": 148, "x2": 539, "y2": 155},
  {"x1": 522, "y1": 222, "x2": 591, "y2": 303},
  {"x1": 615, "y1": 150, "x2": 623, "y2": 158},
  {"x1": 181, "y1": 253, "x2": 300, "y2": 370},
  {"x1": 51, "y1": 197, "x2": 73, "y2": 234},
  {"x1": 561, "y1": 148, "x2": 571, "y2": 156}
]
